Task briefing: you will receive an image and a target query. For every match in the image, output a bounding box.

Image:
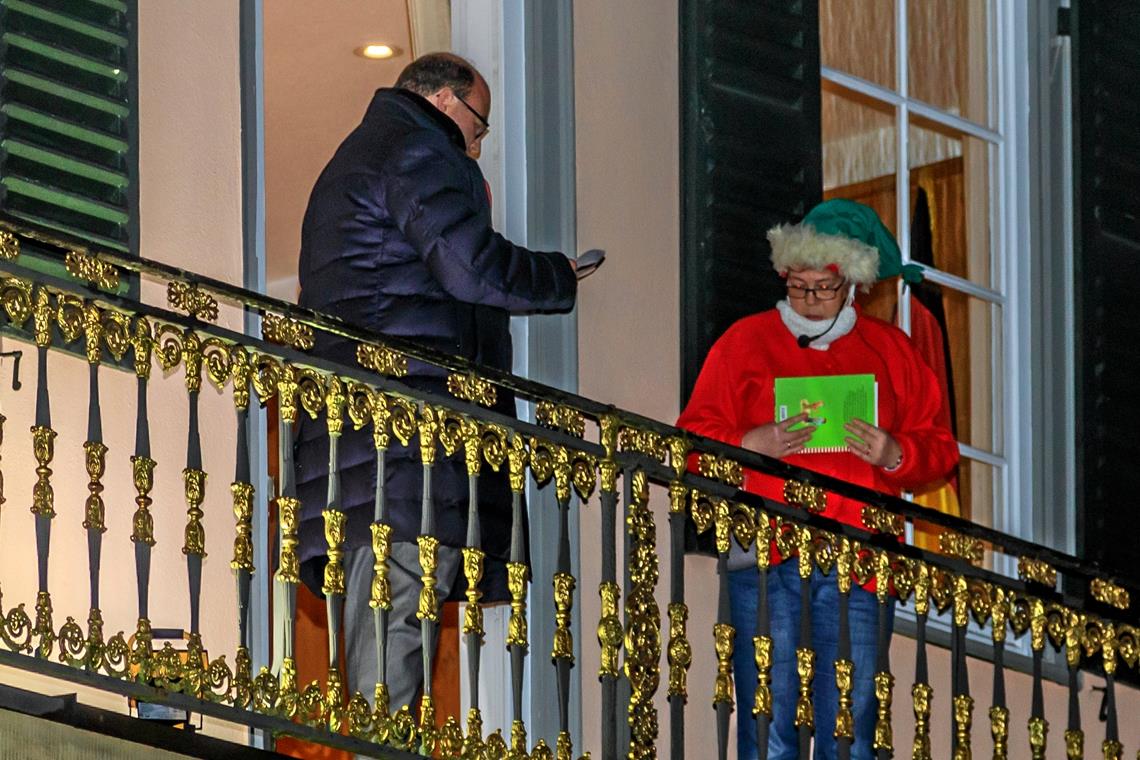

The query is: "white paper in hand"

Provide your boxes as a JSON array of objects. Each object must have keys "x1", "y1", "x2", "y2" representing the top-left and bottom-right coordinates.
[{"x1": 575, "y1": 248, "x2": 606, "y2": 280}]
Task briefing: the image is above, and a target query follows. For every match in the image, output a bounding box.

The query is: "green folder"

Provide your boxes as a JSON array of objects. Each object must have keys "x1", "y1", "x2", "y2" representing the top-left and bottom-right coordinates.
[{"x1": 774, "y1": 374, "x2": 878, "y2": 453}]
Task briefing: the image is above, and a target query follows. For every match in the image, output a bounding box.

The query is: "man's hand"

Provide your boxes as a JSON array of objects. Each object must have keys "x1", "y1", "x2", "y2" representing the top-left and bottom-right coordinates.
[
  {"x1": 844, "y1": 418, "x2": 903, "y2": 468},
  {"x1": 741, "y1": 413, "x2": 816, "y2": 458},
  {"x1": 566, "y1": 256, "x2": 577, "y2": 272}
]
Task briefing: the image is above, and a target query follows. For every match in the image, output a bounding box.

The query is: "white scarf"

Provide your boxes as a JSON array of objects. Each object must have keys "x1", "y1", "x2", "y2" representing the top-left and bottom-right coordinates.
[{"x1": 776, "y1": 293, "x2": 857, "y2": 351}]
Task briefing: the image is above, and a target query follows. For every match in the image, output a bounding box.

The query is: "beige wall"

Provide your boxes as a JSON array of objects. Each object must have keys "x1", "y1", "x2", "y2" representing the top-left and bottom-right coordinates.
[
  {"x1": 0, "y1": 0, "x2": 245, "y2": 744},
  {"x1": 573, "y1": 1, "x2": 725, "y2": 757}
]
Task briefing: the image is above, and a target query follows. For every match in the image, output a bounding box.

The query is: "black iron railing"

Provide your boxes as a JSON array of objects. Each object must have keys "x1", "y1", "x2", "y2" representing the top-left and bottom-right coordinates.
[{"x1": 0, "y1": 219, "x2": 1137, "y2": 759}]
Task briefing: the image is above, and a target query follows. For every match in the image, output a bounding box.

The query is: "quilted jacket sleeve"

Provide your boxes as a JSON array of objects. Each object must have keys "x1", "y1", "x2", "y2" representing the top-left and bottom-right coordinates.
[{"x1": 385, "y1": 131, "x2": 577, "y2": 314}]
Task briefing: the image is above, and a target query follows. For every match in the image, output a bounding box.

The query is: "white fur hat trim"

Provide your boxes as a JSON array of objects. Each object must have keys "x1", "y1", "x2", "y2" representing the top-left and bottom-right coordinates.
[{"x1": 767, "y1": 223, "x2": 879, "y2": 287}]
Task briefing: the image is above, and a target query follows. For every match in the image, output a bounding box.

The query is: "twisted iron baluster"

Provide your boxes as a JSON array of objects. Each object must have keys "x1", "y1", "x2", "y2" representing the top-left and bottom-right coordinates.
[
  {"x1": 597, "y1": 416, "x2": 622, "y2": 759},
  {"x1": 129, "y1": 317, "x2": 156, "y2": 680},
  {"x1": 666, "y1": 437, "x2": 691, "y2": 760},
  {"x1": 1028, "y1": 598, "x2": 1048, "y2": 759},
  {"x1": 625, "y1": 468, "x2": 660, "y2": 760},
  {"x1": 872, "y1": 552, "x2": 894, "y2": 760},
  {"x1": 990, "y1": 586, "x2": 1010, "y2": 760},
  {"x1": 912, "y1": 562, "x2": 934, "y2": 760},
  {"x1": 30, "y1": 288, "x2": 56, "y2": 659},
  {"x1": 506, "y1": 433, "x2": 530, "y2": 757},
  {"x1": 713, "y1": 498, "x2": 735, "y2": 760},
  {"x1": 230, "y1": 347, "x2": 255, "y2": 708},
  {"x1": 274, "y1": 363, "x2": 301, "y2": 717},
  {"x1": 834, "y1": 538, "x2": 855, "y2": 760},
  {"x1": 461, "y1": 419, "x2": 485, "y2": 755},
  {"x1": 415, "y1": 405, "x2": 440, "y2": 755},
  {"x1": 322, "y1": 377, "x2": 347, "y2": 732}
]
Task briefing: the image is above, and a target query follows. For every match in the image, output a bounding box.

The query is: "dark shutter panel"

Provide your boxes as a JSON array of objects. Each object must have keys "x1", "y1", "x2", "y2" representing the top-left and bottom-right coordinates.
[
  {"x1": 680, "y1": 0, "x2": 822, "y2": 403},
  {"x1": 0, "y1": 0, "x2": 137, "y2": 254},
  {"x1": 1073, "y1": 0, "x2": 1140, "y2": 585}
]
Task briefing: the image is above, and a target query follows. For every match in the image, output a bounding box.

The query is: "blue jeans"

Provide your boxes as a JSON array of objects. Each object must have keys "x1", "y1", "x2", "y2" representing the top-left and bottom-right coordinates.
[{"x1": 728, "y1": 561, "x2": 894, "y2": 760}]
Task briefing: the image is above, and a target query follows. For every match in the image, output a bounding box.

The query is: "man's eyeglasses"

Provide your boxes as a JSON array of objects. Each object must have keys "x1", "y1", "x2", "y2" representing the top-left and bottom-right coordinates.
[
  {"x1": 786, "y1": 282, "x2": 846, "y2": 301},
  {"x1": 455, "y1": 93, "x2": 490, "y2": 140}
]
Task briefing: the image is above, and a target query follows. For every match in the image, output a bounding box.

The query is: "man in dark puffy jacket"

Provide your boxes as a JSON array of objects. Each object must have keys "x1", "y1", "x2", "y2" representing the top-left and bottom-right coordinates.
[{"x1": 294, "y1": 53, "x2": 577, "y2": 710}]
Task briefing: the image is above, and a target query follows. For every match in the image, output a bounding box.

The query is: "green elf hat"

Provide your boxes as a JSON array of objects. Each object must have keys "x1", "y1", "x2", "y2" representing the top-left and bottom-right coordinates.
[{"x1": 767, "y1": 198, "x2": 924, "y2": 290}]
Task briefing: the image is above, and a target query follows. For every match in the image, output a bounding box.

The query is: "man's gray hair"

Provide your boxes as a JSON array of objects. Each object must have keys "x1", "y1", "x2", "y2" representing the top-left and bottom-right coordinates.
[{"x1": 395, "y1": 53, "x2": 479, "y2": 99}]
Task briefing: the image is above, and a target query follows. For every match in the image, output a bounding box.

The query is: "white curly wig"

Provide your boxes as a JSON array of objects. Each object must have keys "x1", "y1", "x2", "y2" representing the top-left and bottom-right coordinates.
[{"x1": 767, "y1": 223, "x2": 880, "y2": 290}]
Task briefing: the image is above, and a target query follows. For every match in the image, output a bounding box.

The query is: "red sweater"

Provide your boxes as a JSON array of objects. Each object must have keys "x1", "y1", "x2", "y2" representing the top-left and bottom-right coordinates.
[{"x1": 677, "y1": 307, "x2": 959, "y2": 532}]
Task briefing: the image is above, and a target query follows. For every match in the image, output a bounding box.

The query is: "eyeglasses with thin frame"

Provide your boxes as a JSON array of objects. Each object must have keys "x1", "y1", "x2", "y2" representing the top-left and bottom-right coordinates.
[
  {"x1": 454, "y1": 92, "x2": 490, "y2": 140},
  {"x1": 785, "y1": 281, "x2": 846, "y2": 301}
]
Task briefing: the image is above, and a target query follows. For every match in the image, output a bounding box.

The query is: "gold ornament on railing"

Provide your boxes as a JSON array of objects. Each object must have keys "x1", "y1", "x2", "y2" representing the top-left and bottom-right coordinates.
[
  {"x1": 619, "y1": 425, "x2": 666, "y2": 463},
  {"x1": 783, "y1": 479, "x2": 826, "y2": 513},
  {"x1": 167, "y1": 281, "x2": 218, "y2": 322},
  {"x1": 32, "y1": 591, "x2": 54, "y2": 659},
  {"x1": 369, "y1": 522, "x2": 392, "y2": 611},
  {"x1": 535, "y1": 401, "x2": 586, "y2": 438},
  {"x1": 911, "y1": 682, "x2": 933, "y2": 759},
  {"x1": 82, "y1": 441, "x2": 108, "y2": 533},
  {"x1": 56, "y1": 294, "x2": 85, "y2": 346},
  {"x1": 872, "y1": 671, "x2": 894, "y2": 752},
  {"x1": 182, "y1": 468, "x2": 207, "y2": 558},
  {"x1": 233, "y1": 645, "x2": 253, "y2": 710},
  {"x1": 552, "y1": 572, "x2": 575, "y2": 664},
  {"x1": 1091, "y1": 578, "x2": 1131, "y2": 611},
  {"x1": 230, "y1": 482, "x2": 255, "y2": 573},
  {"x1": 861, "y1": 504, "x2": 904, "y2": 536},
  {"x1": 712, "y1": 621, "x2": 734, "y2": 709},
  {"x1": 1102, "y1": 738, "x2": 1123, "y2": 760},
  {"x1": 715, "y1": 498, "x2": 732, "y2": 556},
  {"x1": 262, "y1": 312, "x2": 314, "y2": 351},
  {"x1": 599, "y1": 415, "x2": 619, "y2": 494},
  {"x1": 987, "y1": 705, "x2": 1008, "y2": 759},
  {"x1": 130, "y1": 455, "x2": 156, "y2": 547},
  {"x1": 624, "y1": 469, "x2": 660, "y2": 759},
  {"x1": 597, "y1": 581, "x2": 622, "y2": 679},
  {"x1": 939, "y1": 530, "x2": 984, "y2": 565},
  {"x1": 462, "y1": 547, "x2": 485, "y2": 641},
  {"x1": 752, "y1": 634, "x2": 773, "y2": 718},
  {"x1": 0, "y1": 230, "x2": 19, "y2": 260},
  {"x1": 278, "y1": 656, "x2": 300, "y2": 719},
  {"x1": 82, "y1": 301, "x2": 102, "y2": 363},
  {"x1": 356, "y1": 342, "x2": 408, "y2": 377},
  {"x1": 276, "y1": 497, "x2": 301, "y2": 585},
  {"x1": 666, "y1": 602, "x2": 691, "y2": 700},
  {"x1": 952, "y1": 693, "x2": 973, "y2": 760},
  {"x1": 323, "y1": 668, "x2": 344, "y2": 733},
  {"x1": 698, "y1": 452, "x2": 743, "y2": 486},
  {"x1": 507, "y1": 561, "x2": 529, "y2": 650},
  {"x1": 834, "y1": 658, "x2": 855, "y2": 740},
  {"x1": 418, "y1": 694, "x2": 438, "y2": 755},
  {"x1": 1028, "y1": 716, "x2": 1048, "y2": 759},
  {"x1": 1018, "y1": 556, "x2": 1058, "y2": 587},
  {"x1": 794, "y1": 646, "x2": 815, "y2": 731},
  {"x1": 322, "y1": 509, "x2": 347, "y2": 597},
  {"x1": 1, "y1": 277, "x2": 32, "y2": 327},
  {"x1": 447, "y1": 371, "x2": 498, "y2": 407},
  {"x1": 1064, "y1": 727, "x2": 1083, "y2": 760},
  {"x1": 416, "y1": 534, "x2": 440, "y2": 624},
  {"x1": 30, "y1": 424, "x2": 56, "y2": 519},
  {"x1": 65, "y1": 250, "x2": 120, "y2": 291},
  {"x1": 131, "y1": 316, "x2": 154, "y2": 378}
]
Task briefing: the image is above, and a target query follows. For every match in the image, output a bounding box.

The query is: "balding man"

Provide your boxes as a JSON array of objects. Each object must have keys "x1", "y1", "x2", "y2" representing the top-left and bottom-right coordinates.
[{"x1": 295, "y1": 53, "x2": 578, "y2": 712}]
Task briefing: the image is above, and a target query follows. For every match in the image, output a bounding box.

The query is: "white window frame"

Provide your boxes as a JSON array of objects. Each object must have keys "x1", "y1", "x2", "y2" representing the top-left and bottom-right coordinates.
[{"x1": 821, "y1": 1, "x2": 1055, "y2": 663}]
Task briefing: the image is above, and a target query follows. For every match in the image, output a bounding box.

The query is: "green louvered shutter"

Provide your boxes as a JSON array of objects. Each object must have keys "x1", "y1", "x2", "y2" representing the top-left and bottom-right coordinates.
[{"x1": 0, "y1": 0, "x2": 137, "y2": 254}]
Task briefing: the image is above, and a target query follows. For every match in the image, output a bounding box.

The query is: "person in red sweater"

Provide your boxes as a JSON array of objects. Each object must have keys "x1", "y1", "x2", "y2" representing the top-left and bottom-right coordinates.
[{"x1": 677, "y1": 199, "x2": 958, "y2": 759}]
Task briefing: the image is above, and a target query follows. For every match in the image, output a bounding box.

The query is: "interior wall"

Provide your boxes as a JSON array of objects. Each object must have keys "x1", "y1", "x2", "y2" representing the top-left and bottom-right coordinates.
[
  {"x1": 573, "y1": 1, "x2": 725, "y2": 757},
  {"x1": 0, "y1": 0, "x2": 246, "y2": 744}
]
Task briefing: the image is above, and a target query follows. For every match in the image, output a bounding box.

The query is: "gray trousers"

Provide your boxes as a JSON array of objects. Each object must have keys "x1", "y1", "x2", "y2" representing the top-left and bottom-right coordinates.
[{"x1": 343, "y1": 541, "x2": 463, "y2": 711}]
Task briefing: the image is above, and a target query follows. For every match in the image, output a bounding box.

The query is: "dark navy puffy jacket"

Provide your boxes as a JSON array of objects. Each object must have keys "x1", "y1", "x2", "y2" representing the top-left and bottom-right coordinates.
[{"x1": 294, "y1": 88, "x2": 576, "y2": 601}]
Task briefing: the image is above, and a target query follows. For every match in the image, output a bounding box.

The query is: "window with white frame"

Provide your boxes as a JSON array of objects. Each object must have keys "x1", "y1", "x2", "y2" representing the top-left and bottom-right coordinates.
[{"x1": 819, "y1": 0, "x2": 1016, "y2": 561}]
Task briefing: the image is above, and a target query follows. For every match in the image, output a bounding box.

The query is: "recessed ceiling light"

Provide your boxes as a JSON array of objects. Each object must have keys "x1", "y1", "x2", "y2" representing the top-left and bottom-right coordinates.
[{"x1": 356, "y1": 44, "x2": 399, "y2": 60}]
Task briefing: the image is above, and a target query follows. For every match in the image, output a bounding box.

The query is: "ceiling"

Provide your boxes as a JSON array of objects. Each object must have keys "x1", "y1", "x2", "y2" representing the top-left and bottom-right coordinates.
[{"x1": 263, "y1": 0, "x2": 414, "y2": 289}]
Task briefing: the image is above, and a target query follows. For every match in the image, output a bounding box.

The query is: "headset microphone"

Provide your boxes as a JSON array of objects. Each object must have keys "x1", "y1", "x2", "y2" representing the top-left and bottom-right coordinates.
[{"x1": 797, "y1": 308, "x2": 844, "y2": 349}]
